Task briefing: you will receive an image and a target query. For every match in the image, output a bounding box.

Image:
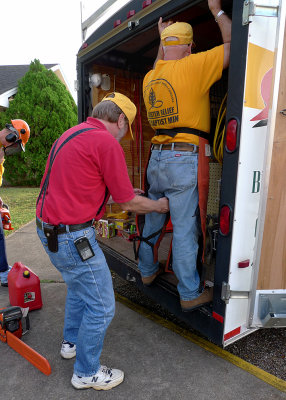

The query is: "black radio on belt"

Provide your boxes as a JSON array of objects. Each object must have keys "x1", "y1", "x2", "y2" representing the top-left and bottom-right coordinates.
[{"x1": 43, "y1": 224, "x2": 58, "y2": 253}]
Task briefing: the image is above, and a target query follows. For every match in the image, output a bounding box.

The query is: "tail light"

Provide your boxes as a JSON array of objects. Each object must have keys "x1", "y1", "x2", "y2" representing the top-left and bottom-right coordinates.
[
  {"x1": 219, "y1": 205, "x2": 231, "y2": 235},
  {"x1": 127, "y1": 10, "x2": 136, "y2": 18},
  {"x1": 114, "y1": 20, "x2": 121, "y2": 28},
  {"x1": 225, "y1": 119, "x2": 238, "y2": 152},
  {"x1": 143, "y1": 0, "x2": 152, "y2": 8}
]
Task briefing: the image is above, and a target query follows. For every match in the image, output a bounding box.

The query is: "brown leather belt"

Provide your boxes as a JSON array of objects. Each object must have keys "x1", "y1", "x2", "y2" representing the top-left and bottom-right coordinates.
[{"x1": 151, "y1": 143, "x2": 198, "y2": 152}]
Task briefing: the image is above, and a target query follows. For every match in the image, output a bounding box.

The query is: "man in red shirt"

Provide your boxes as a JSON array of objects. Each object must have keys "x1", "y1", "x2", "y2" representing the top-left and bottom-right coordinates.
[{"x1": 36, "y1": 92, "x2": 169, "y2": 391}]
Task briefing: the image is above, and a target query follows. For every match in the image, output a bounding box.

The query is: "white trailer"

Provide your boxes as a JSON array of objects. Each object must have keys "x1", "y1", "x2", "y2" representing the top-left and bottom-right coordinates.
[{"x1": 77, "y1": 0, "x2": 286, "y2": 346}]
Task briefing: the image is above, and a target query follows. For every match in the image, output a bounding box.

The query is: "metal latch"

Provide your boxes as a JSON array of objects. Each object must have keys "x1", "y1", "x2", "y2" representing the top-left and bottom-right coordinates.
[
  {"x1": 128, "y1": 20, "x2": 139, "y2": 30},
  {"x1": 221, "y1": 282, "x2": 249, "y2": 304},
  {"x1": 242, "y1": 1, "x2": 279, "y2": 25}
]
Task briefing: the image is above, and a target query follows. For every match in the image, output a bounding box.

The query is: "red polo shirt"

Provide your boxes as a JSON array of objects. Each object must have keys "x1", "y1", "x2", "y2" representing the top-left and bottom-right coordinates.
[{"x1": 36, "y1": 118, "x2": 135, "y2": 225}]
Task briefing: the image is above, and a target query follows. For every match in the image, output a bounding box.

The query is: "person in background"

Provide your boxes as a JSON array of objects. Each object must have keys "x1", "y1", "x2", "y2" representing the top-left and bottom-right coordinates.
[
  {"x1": 0, "y1": 120, "x2": 30, "y2": 286},
  {"x1": 139, "y1": 0, "x2": 232, "y2": 311},
  {"x1": 36, "y1": 92, "x2": 169, "y2": 391}
]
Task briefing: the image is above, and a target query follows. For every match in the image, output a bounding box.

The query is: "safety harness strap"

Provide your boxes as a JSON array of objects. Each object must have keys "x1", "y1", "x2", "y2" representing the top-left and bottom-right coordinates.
[
  {"x1": 155, "y1": 127, "x2": 209, "y2": 141},
  {"x1": 133, "y1": 227, "x2": 163, "y2": 260}
]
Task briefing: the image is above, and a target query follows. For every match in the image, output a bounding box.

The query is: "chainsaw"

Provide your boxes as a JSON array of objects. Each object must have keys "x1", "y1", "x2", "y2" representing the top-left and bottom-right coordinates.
[
  {"x1": 0, "y1": 306, "x2": 51, "y2": 375},
  {"x1": 0, "y1": 203, "x2": 13, "y2": 230}
]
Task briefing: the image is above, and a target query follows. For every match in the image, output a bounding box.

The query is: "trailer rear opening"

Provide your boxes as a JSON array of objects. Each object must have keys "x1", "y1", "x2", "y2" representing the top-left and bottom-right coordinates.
[{"x1": 77, "y1": 0, "x2": 286, "y2": 346}]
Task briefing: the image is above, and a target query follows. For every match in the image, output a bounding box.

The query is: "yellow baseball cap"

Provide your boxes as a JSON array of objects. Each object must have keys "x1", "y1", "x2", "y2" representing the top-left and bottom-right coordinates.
[
  {"x1": 101, "y1": 92, "x2": 137, "y2": 140},
  {"x1": 161, "y1": 22, "x2": 193, "y2": 46}
]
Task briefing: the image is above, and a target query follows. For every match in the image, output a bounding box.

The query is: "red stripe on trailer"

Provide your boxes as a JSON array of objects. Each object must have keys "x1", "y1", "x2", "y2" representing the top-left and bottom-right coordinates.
[
  {"x1": 212, "y1": 311, "x2": 224, "y2": 323},
  {"x1": 224, "y1": 327, "x2": 241, "y2": 341}
]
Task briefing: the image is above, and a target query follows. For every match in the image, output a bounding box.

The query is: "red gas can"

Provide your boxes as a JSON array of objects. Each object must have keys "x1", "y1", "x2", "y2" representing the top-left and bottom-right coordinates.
[{"x1": 8, "y1": 262, "x2": 43, "y2": 310}]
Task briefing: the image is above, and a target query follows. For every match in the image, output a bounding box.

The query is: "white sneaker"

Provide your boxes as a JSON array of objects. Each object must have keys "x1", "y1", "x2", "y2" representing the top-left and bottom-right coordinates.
[
  {"x1": 60, "y1": 340, "x2": 76, "y2": 359},
  {"x1": 71, "y1": 365, "x2": 124, "y2": 390}
]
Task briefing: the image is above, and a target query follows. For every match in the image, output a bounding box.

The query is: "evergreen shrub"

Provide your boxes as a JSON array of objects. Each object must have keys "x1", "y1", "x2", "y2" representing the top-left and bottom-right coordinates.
[{"x1": 0, "y1": 59, "x2": 78, "y2": 186}]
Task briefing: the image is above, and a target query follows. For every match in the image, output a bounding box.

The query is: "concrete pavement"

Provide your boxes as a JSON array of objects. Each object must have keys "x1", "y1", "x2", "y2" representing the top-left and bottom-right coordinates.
[{"x1": 0, "y1": 220, "x2": 285, "y2": 400}]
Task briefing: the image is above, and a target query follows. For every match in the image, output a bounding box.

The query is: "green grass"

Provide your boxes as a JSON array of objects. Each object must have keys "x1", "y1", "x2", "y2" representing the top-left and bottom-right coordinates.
[{"x1": 1, "y1": 187, "x2": 40, "y2": 236}]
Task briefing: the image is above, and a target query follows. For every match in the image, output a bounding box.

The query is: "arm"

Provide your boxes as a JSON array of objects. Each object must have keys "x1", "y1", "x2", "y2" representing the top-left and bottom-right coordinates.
[
  {"x1": 119, "y1": 195, "x2": 169, "y2": 215},
  {"x1": 153, "y1": 17, "x2": 173, "y2": 69},
  {"x1": 0, "y1": 148, "x2": 4, "y2": 165},
  {"x1": 107, "y1": 188, "x2": 144, "y2": 205},
  {"x1": 208, "y1": 0, "x2": 232, "y2": 69}
]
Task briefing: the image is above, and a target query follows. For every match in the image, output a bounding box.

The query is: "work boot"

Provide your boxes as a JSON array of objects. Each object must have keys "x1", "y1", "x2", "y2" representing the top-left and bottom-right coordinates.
[
  {"x1": 180, "y1": 287, "x2": 213, "y2": 312},
  {"x1": 141, "y1": 264, "x2": 164, "y2": 286}
]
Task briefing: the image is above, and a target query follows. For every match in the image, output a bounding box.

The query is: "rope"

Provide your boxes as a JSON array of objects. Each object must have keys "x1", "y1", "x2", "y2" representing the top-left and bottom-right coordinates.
[{"x1": 213, "y1": 93, "x2": 227, "y2": 164}]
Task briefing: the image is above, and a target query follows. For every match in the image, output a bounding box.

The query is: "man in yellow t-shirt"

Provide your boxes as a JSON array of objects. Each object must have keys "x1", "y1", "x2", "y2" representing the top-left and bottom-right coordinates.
[
  {"x1": 138, "y1": 0, "x2": 231, "y2": 311},
  {"x1": 0, "y1": 119, "x2": 30, "y2": 286}
]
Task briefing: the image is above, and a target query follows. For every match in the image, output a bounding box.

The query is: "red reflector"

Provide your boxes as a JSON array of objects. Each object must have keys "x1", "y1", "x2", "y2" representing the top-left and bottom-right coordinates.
[
  {"x1": 224, "y1": 326, "x2": 241, "y2": 341},
  {"x1": 82, "y1": 43, "x2": 88, "y2": 49},
  {"x1": 238, "y1": 259, "x2": 250, "y2": 268},
  {"x1": 127, "y1": 10, "x2": 136, "y2": 18},
  {"x1": 212, "y1": 312, "x2": 224, "y2": 323},
  {"x1": 226, "y1": 119, "x2": 237, "y2": 152},
  {"x1": 142, "y1": 0, "x2": 152, "y2": 8},
  {"x1": 114, "y1": 19, "x2": 121, "y2": 28},
  {"x1": 219, "y1": 205, "x2": 230, "y2": 235}
]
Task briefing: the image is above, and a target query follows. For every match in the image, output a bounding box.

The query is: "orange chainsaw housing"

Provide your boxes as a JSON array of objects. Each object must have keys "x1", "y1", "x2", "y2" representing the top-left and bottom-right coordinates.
[{"x1": 0, "y1": 306, "x2": 22, "y2": 343}]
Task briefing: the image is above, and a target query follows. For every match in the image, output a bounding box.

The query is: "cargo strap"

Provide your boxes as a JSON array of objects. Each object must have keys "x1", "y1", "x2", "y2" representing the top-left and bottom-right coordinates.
[{"x1": 155, "y1": 127, "x2": 209, "y2": 141}]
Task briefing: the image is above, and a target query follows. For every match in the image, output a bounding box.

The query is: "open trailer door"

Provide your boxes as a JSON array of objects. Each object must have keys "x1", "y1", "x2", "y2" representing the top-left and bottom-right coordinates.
[{"x1": 219, "y1": 0, "x2": 286, "y2": 346}]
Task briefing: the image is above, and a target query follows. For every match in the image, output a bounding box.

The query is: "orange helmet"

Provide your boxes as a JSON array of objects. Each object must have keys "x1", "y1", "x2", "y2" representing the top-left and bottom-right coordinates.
[{"x1": 11, "y1": 119, "x2": 30, "y2": 147}]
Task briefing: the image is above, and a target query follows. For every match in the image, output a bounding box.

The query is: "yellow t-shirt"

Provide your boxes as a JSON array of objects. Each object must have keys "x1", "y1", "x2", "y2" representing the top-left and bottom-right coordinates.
[
  {"x1": 0, "y1": 162, "x2": 4, "y2": 187},
  {"x1": 143, "y1": 45, "x2": 224, "y2": 145}
]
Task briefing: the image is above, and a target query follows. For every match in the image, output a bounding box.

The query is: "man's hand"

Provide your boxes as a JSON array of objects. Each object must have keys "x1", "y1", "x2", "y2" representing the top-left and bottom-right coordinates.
[
  {"x1": 158, "y1": 17, "x2": 173, "y2": 36},
  {"x1": 0, "y1": 148, "x2": 5, "y2": 164},
  {"x1": 134, "y1": 188, "x2": 145, "y2": 196},
  {"x1": 153, "y1": 17, "x2": 173, "y2": 69},
  {"x1": 156, "y1": 197, "x2": 169, "y2": 214}
]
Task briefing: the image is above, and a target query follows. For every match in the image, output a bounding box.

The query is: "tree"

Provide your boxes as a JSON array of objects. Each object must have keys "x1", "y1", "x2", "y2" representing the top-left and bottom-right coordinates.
[{"x1": 0, "y1": 59, "x2": 78, "y2": 186}]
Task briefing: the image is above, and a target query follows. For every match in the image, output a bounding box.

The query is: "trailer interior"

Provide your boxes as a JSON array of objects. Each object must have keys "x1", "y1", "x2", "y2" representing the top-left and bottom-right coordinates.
[{"x1": 76, "y1": 0, "x2": 250, "y2": 345}]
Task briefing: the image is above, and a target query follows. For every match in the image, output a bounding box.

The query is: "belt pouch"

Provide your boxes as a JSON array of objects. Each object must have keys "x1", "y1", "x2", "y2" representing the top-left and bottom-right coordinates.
[{"x1": 43, "y1": 225, "x2": 59, "y2": 253}]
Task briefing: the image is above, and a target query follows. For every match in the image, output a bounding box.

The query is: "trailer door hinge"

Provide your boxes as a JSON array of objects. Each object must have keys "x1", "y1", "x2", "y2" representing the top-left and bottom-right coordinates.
[
  {"x1": 242, "y1": 1, "x2": 279, "y2": 25},
  {"x1": 221, "y1": 282, "x2": 249, "y2": 304}
]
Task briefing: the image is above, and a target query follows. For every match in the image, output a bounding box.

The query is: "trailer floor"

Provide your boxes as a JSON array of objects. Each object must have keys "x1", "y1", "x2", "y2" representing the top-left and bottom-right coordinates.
[{"x1": 0, "y1": 220, "x2": 285, "y2": 399}]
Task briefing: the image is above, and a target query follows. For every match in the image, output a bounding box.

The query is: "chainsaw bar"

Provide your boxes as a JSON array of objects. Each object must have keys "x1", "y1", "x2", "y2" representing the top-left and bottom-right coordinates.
[{"x1": 6, "y1": 331, "x2": 51, "y2": 376}]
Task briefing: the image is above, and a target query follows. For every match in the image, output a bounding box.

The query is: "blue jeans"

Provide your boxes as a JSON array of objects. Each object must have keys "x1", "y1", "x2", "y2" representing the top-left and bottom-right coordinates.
[
  {"x1": 0, "y1": 217, "x2": 9, "y2": 273},
  {"x1": 138, "y1": 148, "x2": 200, "y2": 301},
  {"x1": 37, "y1": 225, "x2": 115, "y2": 377}
]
